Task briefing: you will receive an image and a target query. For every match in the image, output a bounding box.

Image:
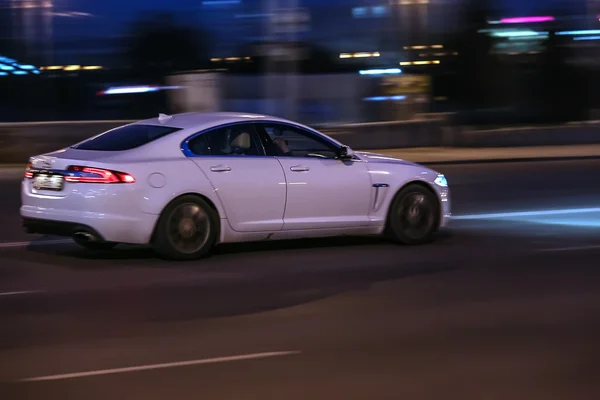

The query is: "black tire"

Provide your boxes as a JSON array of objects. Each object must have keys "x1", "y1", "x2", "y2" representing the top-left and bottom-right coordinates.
[
  {"x1": 73, "y1": 237, "x2": 118, "y2": 251},
  {"x1": 385, "y1": 183, "x2": 440, "y2": 245},
  {"x1": 152, "y1": 195, "x2": 218, "y2": 260}
]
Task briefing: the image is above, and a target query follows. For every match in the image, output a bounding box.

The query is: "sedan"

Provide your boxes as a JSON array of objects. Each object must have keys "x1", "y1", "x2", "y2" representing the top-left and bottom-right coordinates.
[{"x1": 21, "y1": 112, "x2": 451, "y2": 260}]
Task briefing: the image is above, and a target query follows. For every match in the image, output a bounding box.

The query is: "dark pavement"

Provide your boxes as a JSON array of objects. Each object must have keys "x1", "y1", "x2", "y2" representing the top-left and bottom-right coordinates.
[{"x1": 1, "y1": 160, "x2": 600, "y2": 399}]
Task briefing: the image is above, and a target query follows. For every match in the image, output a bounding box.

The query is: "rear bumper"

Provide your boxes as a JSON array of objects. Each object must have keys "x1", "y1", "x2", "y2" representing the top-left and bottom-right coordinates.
[
  {"x1": 22, "y1": 217, "x2": 105, "y2": 240},
  {"x1": 21, "y1": 177, "x2": 158, "y2": 244},
  {"x1": 20, "y1": 206, "x2": 157, "y2": 245}
]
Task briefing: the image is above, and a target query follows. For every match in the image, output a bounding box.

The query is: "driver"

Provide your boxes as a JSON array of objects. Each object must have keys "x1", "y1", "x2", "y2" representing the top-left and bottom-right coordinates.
[
  {"x1": 273, "y1": 136, "x2": 290, "y2": 155},
  {"x1": 271, "y1": 127, "x2": 291, "y2": 156}
]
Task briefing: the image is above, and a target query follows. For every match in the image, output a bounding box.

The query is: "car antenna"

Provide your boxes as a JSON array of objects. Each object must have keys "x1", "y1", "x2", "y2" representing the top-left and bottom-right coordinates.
[{"x1": 158, "y1": 113, "x2": 173, "y2": 124}]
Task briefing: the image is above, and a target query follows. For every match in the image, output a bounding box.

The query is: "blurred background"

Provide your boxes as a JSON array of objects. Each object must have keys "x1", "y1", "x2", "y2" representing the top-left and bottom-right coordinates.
[
  {"x1": 1, "y1": 0, "x2": 600, "y2": 126},
  {"x1": 4, "y1": 3, "x2": 600, "y2": 396}
]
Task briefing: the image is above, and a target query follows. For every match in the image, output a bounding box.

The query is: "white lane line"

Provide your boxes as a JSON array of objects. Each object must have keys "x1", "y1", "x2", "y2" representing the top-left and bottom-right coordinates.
[
  {"x1": 0, "y1": 239, "x2": 72, "y2": 249},
  {"x1": 0, "y1": 290, "x2": 41, "y2": 297},
  {"x1": 535, "y1": 245, "x2": 600, "y2": 253},
  {"x1": 19, "y1": 351, "x2": 302, "y2": 382}
]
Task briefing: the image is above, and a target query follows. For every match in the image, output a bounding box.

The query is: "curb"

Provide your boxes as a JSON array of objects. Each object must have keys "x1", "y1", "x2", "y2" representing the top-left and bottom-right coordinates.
[{"x1": 417, "y1": 154, "x2": 600, "y2": 166}]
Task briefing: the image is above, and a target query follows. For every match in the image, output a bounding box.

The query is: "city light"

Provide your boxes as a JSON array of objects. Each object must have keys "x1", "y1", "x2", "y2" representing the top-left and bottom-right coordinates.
[
  {"x1": 363, "y1": 95, "x2": 407, "y2": 101},
  {"x1": 404, "y1": 45, "x2": 443, "y2": 50},
  {"x1": 399, "y1": 60, "x2": 440, "y2": 66},
  {"x1": 399, "y1": 0, "x2": 429, "y2": 4},
  {"x1": 557, "y1": 30, "x2": 600, "y2": 36},
  {"x1": 0, "y1": 57, "x2": 41, "y2": 76},
  {"x1": 100, "y1": 85, "x2": 183, "y2": 95},
  {"x1": 339, "y1": 52, "x2": 380, "y2": 59},
  {"x1": 103, "y1": 86, "x2": 160, "y2": 95},
  {"x1": 340, "y1": 51, "x2": 381, "y2": 58},
  {"x1": 573, "y1": 36, "x2": 600, "y2": 41},
  {"x1": 487, "y1": 30, "x2": 548, "y2": 38},
  {"x1": 359, "y1": 68, "x2": 402, "y2": 75},
  {"x1": 500, "y1": 16, "x2": 555, "y2": 24},
  {"x1": 211, "y1": 57, "x2": 251, "y2": 62},
  {"x1": 40, "y1": 65, "x2": 103, "y2": 71}
]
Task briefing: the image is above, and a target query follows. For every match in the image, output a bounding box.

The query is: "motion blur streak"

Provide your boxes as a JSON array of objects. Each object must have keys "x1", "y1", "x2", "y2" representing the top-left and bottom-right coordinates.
[
  {"x1": 454, "y1": 207, "x2": 600, "y2": 228},
  {"x1": 20, "y1": 351, "x2": 301, "y2": 382},
  {"x1": 455, "y1": 207, "x2": 600, "y2": 220},
  {"x1": 0, "y1": 290, "x2": 40, "y2": 297}
]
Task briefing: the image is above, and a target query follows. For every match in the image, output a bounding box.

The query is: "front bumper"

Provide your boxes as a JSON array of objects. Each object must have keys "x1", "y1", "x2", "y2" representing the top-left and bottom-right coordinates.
[{"x1": 437, "y1": 186, "x2": 451, "y2": 228}]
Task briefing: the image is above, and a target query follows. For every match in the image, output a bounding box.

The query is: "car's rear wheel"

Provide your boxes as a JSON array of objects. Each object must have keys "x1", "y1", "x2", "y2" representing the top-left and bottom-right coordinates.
[
  {"x1": 386, "y1": 183, "x2": 439, "y2": 245},
  {"x1": 72, "y1": 236, "x2": 118, "y2": 251},
  {"x1": 152, "y1": 195, "x2": 218, "y2": 260}
]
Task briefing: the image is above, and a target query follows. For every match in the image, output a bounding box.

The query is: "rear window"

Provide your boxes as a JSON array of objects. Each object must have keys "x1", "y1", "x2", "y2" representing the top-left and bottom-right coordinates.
[{"x1": 72, "y1": 124, "x2": 182, "y2": 151}]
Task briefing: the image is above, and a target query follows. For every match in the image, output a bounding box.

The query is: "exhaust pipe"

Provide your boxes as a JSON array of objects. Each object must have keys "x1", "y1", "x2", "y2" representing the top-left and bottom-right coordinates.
[{"x1": 73, "y1": 230, "x2": 98, "y2": 242}]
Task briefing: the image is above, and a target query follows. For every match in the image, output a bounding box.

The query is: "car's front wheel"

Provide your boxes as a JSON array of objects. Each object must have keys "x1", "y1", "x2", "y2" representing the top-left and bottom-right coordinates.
[
  {"x1": 152, "y1": 195, "x2": 218, "y2": 260},
  {"x1": 386, "y1": 183, "x2": 440, "y2": 245}
]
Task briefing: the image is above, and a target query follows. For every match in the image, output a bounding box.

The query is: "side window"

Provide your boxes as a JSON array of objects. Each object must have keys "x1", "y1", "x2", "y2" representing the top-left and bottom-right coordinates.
[
  {"x1": 187, "y1": 124, "x2": 264, "y2": 156},
  {"x1": 256, "y1": 123, "x2": 339, "y2": 159}
]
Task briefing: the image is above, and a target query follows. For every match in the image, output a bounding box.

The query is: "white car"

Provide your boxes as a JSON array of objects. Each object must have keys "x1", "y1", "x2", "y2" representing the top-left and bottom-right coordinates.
[{"x1": 21, "y1": 112, "x2": 451, "y2": 260}]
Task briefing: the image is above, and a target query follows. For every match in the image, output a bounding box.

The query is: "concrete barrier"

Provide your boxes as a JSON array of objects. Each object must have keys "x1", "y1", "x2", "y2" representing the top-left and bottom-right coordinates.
[
  {"x1": 0, "y1": 119, "x2": 448, "y2": 163},
  {"x1": 0, "y1": 121, "x2": 131, "y2": 164},
  {"x1": 319, "y1": 119, "x2": 449, "y2": 150},
  {"x1": 1, "y1": 118, "x2": 599, "y2": 164},
  {"x1": 454, "y1": 124, "x2": 600, "y2": 147}
]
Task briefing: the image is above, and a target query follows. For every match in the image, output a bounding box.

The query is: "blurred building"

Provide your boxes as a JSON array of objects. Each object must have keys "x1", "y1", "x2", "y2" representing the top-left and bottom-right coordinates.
[
  {"x1": 198, "y1": 0, "x2": 466, "y2": 69},
  {"x1": 1, "y1": 0, "x2": 598, "y2": 69},
  {"x1": 0, "y1": 0, "x2": 116, "y2": 66},
  {"x1": 0, "y1": 0, "x2": 54, "y2": 63}
]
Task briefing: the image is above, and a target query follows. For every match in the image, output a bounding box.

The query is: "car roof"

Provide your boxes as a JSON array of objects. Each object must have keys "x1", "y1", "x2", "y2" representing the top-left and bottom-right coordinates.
[{"x1": 134, "y1": 112, "x2": 292, "y2": 130}]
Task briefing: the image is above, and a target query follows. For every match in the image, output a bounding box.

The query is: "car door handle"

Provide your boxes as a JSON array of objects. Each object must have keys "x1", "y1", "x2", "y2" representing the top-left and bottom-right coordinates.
[
  {"x1": 210, "y1": 165, "x2": 231, "y2": 172},
  {"x1": 290, "y1": 165, "x2": 309, "y2": 172}
]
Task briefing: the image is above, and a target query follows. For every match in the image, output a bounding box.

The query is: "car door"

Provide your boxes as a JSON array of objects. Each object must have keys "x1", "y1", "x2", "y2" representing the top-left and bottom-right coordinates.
[
  {"x1": 185, "y1": 123, "x2": 286, "y2": 232},
  {"x1": 255, "y1": 122, "x2": 372, "y2": 230}
]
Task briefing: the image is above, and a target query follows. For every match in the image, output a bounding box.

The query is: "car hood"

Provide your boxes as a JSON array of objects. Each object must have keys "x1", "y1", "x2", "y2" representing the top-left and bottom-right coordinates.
[{"x1": 355, "y1": 151, "x2": 421, "y2": 167}]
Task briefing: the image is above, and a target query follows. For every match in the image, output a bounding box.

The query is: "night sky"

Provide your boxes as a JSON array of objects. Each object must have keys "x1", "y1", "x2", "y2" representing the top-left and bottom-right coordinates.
[
  {"x1": 104, "y1": 0, "x2": 584, "y2": 11},
  {"x1": 54, "y1": 0, "x2": 587, "y2": 39},
  {"x1": 68, "y1": 0, "x2": 587, "y2": 20}
]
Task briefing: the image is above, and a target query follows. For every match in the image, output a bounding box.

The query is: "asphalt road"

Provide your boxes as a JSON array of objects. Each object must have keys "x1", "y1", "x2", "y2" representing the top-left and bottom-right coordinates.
[{"x1": 1, "y1": 159, "x2": 600, "y2": 400}]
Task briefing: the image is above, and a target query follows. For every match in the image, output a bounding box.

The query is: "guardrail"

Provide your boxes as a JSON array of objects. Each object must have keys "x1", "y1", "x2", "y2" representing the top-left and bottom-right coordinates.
[{"x1": 0, "y1": 118, "x2": 599, "y2": 164}]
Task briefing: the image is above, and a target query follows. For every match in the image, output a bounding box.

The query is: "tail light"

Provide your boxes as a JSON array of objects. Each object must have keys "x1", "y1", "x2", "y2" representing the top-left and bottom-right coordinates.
[
  {"x1": 24, "y1": 162, "x2": 33, "y2": 179},
  {"x1": 65, "y1": 166, "x2": 136, "y2": 184}
]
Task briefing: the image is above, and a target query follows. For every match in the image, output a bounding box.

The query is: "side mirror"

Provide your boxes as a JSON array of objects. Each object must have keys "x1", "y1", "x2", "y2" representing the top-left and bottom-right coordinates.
[{"x1": 339, "y1": 145, "x2": 354, "y2": 160}]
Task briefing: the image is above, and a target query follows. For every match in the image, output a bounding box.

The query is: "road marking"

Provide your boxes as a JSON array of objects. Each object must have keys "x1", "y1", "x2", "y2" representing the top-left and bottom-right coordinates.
[
  {"x1": 454, "y1": 207, "x2": 600, "y2": 220},
  {"x1": 0, "y1": 290, "x2": 40, "y2": 297},
  {"x1": 535, "y1": 245, "x2": 600, "y2": 253},
  {"x1": 0, "y1": 239, "x2": 72, "y2": 249},
  {"x1": 19, "y1": 351, "x2": 302, "y2": 382}
]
